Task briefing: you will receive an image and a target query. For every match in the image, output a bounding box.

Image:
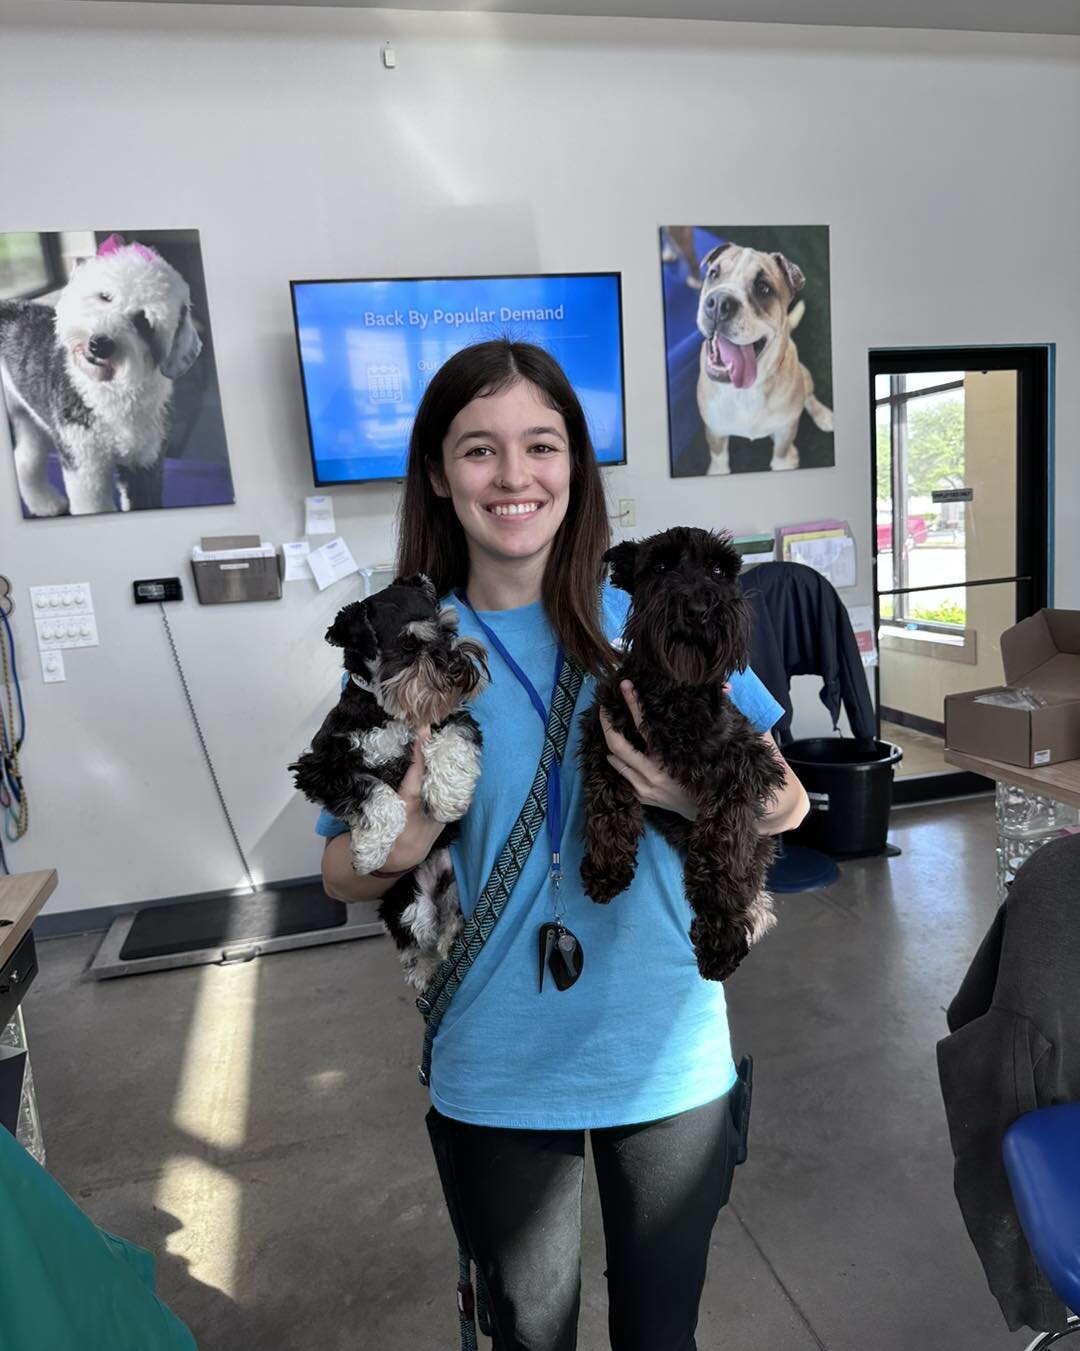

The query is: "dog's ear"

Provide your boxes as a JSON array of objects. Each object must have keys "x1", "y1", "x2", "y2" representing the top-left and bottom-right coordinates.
[
  {"x1": 394, "y1": 573, "x2": 438, "y2": 604},
  {"x1": 160, "y1": 304, "x2": 202, "y2": 380},
  {"x1": 712, "y1": 533, "x2": 743, "y2": 583},
  {"x1": 772, "y1": 253, "x2": 805, "y2": 302},
  {"x1": 325, "y1": 600, "x2": 376, "y2": 657},
  {"x1": 603, "y1": 540, "x2": 640, "y2": 594},
  {"x1": 699, "y1": 243, "x2": 731, "y2": 279}
]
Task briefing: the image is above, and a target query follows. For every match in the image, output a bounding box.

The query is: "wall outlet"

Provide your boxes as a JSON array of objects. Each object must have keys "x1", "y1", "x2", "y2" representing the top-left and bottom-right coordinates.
[{"x1": 618, "y1": 498, "x2": 636, "y2": 528}]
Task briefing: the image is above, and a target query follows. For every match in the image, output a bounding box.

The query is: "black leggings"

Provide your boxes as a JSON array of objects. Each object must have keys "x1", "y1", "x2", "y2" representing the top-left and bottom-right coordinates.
[{"x1": 426, "y1": 1091, "x2": 742, "y2": 1351}]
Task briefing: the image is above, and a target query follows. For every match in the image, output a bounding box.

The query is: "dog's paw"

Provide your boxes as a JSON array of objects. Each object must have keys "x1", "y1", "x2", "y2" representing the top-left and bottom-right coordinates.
[
  {"x1": 745, "y1": 891, "x2": 777, "y2": 945},
  {"x1": 422, "y1": 726, "x2": 481, "y2": 822},
  {"x1": 770, "y1": 445, "x2": 800, "y2": 471},
  {"x1": 21, "y1": 484, "x2": 69, "y2": 517},
  {"x1": 580, "y1": 853, "x2": 634, "y2": 905},
  {"x1": 706, "y1": 451, "x2": 731, "y2": 476},
  {"x1": 691, "y1": 920, "x2": 749, "y2": 983},
  {"x1": 349, "y1": 785, "x2": 408, "y2": 872}
]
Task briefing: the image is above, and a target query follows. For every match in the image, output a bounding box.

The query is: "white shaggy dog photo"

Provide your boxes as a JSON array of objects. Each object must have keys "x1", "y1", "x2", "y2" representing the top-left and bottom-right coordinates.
[{"x1": 0, "y1": 233, "x2": 207, "y2": 516}]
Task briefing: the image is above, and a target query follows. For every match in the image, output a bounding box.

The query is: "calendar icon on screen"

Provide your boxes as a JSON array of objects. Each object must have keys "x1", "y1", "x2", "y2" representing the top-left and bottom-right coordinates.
[{"x1": 367, "y1": 364, "x2": 404, "y2": 403}]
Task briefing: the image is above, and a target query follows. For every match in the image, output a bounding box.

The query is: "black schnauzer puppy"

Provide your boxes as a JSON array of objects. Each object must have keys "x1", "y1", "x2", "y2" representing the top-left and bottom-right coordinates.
[
  {"x1": 578, "y1": 527, "x2": 787, "y2": 981},
  {"x1": 290, "y1": 575, "x2": 488, "y2": 989}
]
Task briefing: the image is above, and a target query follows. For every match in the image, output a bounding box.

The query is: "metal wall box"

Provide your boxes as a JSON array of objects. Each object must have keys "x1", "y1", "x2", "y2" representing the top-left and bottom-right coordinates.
[{"x1": 191, "y1": 535, "x2": 283, "y2": 605}]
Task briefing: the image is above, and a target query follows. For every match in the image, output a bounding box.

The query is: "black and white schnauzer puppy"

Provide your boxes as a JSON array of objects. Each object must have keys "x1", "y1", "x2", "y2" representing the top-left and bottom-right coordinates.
[
  {"x1": 290, "y1": 575, "x2": 488, "y2": 989},
  {"x1": 578, "y1": 527, "x2": 787, "y2": 982}
]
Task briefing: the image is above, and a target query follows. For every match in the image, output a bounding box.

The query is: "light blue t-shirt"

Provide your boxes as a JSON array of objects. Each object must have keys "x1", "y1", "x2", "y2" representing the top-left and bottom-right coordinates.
[{"x1": 317, "y1": 585, "x2": 783, "y2": 1129}]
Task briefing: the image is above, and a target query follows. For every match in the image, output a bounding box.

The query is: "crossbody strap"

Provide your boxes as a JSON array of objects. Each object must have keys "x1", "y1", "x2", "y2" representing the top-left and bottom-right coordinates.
[{"x1": 416, "y1": 654, "x2": 584, "y2": 1086}]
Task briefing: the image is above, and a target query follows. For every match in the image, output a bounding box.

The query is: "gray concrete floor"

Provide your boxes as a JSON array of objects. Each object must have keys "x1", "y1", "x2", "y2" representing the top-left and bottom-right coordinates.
[{"x1": 23, "y1": 796, "x2": 1037, "y2": 1350}]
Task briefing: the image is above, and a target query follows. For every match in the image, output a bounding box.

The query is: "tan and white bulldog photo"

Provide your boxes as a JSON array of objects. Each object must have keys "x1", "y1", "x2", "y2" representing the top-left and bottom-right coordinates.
[{"x1": 695, "y1": 241, "x2": 833, "y2": 474}]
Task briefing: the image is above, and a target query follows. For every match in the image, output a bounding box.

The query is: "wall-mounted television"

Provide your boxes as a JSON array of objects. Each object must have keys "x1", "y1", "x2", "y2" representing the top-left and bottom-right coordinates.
[{"x1": 290, "y1": 272, "x2": 626, "y2": 485}]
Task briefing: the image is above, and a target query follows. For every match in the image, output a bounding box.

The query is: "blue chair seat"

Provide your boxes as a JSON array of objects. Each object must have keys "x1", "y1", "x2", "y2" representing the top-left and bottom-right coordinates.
[{"x1": 1003, "y1": 1102, "x2": 1080, "y2": 1315}]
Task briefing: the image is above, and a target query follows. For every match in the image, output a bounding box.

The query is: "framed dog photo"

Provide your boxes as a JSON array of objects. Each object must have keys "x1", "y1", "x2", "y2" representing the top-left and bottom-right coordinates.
[
  {"x1": 660, "y1": 224, "x2": 835, "y2": 479},
  {"x1": 0, "y1": 228, "x2": 235, "y2": 518}
]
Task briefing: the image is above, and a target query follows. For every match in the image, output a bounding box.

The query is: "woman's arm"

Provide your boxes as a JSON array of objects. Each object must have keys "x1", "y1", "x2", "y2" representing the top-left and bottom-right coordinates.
[
  {"x1": 600, "y1": 682, "x2": 809, "y2": 834},
  {"x1": 320, "y1": 735, "x2": 447, "y2": 903},
  {"x1": 753, "y1": 731, "x2": 810, "y2": 835}
]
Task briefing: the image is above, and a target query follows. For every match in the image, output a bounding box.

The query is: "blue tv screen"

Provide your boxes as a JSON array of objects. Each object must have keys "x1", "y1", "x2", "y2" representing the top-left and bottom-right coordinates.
[{"x1": 290, "y1": 273, "x2": 626, "y2": 485}]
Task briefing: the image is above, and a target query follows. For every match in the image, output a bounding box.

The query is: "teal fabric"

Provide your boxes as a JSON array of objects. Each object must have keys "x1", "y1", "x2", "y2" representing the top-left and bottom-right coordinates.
[
  {"x1": 0, "y1": 1124, "x2": 197, "y2": 1351},
  {"x1": 315, "y1": 583, "x2": 784, "y2": 1130}
]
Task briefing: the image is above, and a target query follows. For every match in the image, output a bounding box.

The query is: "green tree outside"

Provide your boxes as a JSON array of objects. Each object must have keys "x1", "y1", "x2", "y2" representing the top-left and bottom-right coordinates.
[{"x1": 877, "y1": 395, "x2": 965, "y2": 502}]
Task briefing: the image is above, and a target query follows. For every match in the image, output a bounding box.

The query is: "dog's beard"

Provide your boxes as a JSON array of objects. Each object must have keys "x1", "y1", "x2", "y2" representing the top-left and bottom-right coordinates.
[
  {"x1": 378, "y1": 637, "x2": 488, "y2": 726},
  {"x1": 65, "y1": 333, "x2": 154, "y2": 391},
  {"x1": 69, "y1": 341, "x2": 118, "y2": 384},
  {"x1": 626, "y1": 588, "x2": 747, "y2": 686}
]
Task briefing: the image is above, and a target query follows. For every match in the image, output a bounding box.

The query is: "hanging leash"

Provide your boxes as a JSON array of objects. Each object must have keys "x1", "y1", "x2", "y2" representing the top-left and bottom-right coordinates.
[
  {"x1": 0, "y1": 608, "x2": 28, "y2": 871},
  {"x1": 417, "y1": 653, "x2": 584, "y2": 1351}
]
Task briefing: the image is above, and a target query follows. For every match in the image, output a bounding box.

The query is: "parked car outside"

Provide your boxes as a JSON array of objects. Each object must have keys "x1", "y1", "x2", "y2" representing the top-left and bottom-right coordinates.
[{"x1": 876, "y1": 513, "x2": 930, "y2": 552}]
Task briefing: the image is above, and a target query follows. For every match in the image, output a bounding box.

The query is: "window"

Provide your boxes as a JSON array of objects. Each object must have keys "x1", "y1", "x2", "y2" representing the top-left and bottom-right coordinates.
[
  {"x1": 0, "y1": 232, "x2": 66, "y2": 301},
  {"x1": 875, "y1": 372, "x2": 967, "y2": 629}
]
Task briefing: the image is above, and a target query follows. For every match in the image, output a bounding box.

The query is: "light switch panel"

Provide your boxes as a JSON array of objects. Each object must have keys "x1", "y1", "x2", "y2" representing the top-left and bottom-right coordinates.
[{"x1": 29, "y1": 583, "x2": 99, "y2": 650}]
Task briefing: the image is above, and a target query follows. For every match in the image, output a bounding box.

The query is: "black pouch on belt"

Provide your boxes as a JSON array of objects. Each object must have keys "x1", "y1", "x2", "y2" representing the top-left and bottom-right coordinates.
[{"x1": 729, "y1": 1053, "x2": 754, "y2": 1166}]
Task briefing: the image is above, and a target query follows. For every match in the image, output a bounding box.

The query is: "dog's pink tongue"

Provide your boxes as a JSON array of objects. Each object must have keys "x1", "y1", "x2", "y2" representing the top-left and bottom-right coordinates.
[{"x1": 715, "y1": 335, "x2": 758, "y2": 390}]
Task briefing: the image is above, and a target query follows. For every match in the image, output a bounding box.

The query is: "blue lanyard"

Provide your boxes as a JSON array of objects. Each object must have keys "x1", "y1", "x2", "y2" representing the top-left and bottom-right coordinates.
[{"x1": 457, "y1": 591, "x2": 565, "y2": 888}]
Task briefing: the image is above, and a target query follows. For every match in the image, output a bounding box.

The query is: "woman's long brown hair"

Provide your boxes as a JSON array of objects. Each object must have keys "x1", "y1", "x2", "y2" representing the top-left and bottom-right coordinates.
[{"x1": 396, "y1": 340, "x2": 617, "y2": 677}]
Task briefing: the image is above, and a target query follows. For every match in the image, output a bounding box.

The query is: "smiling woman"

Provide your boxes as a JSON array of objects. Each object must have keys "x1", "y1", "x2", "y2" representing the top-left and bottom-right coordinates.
[
  {"x1": 396, "y1": 338, "x2": 612, "y2": 672},
  {"x1": 431, "y1": 381, "x2": 572, "y2": 603},
  {"x1": 315, "y1": 338, "x2": 804, "y2": 1351}
]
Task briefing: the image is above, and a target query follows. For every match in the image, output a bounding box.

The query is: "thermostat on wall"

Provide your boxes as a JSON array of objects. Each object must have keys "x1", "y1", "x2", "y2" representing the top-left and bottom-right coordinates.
[{"x1": 133, "y1": 578, "x2": 183, "y2": 604}]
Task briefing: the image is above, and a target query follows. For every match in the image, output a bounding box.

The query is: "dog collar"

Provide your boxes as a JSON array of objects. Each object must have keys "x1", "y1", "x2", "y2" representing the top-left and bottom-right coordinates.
[{"x1": 350, "y1": 673, "x2": 377, "y2": 695}]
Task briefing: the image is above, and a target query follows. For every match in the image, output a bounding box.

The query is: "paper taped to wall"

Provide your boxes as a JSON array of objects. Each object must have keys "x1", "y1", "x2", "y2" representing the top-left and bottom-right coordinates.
[
  {"x1": 308, "y1": 537, "x2": 359, "y2": 591},
  {"x1": 305, "y1": 495, "x2": 336, "y2": 535},
  {"x1": 282, "y1": 541, "x2": 312, "y2": 582}
]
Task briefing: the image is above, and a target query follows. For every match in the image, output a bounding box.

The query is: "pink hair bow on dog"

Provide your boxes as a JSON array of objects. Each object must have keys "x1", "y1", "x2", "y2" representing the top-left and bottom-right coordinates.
[{"x1": 97, "y1": 233, "x2": 160, "y2": 263}]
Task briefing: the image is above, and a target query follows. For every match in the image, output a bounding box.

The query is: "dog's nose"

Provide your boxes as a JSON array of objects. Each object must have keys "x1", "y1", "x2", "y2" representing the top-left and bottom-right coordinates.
[
  {"x1": 88, "y1": 333, "x2": 116, "y2": 359},
  {"x1": 704, "y1": 291, "x2": 739, "y2": 321}
]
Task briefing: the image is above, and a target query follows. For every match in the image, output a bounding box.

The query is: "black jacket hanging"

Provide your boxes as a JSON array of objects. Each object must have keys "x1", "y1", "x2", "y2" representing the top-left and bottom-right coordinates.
[{"x1": 739, "y1": 561, "x2": 876, "y2": 745}]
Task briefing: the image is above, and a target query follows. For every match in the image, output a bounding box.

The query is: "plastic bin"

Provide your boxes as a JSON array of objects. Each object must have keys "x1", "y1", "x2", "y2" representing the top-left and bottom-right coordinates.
[{"x1": 783, "y1": 737, "x2": 903, "y2": 857}]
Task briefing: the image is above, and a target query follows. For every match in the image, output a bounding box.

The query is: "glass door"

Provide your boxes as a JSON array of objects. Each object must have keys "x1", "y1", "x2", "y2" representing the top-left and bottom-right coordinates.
[{"x1": 869, "y1": 349, "x2": 1049, "y2": 796}]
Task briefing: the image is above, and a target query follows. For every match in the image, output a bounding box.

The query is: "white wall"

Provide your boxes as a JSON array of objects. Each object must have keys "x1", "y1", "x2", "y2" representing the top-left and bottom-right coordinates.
[{"x1": 2, "y1": 1, "x2": 1078, "y2": 915}]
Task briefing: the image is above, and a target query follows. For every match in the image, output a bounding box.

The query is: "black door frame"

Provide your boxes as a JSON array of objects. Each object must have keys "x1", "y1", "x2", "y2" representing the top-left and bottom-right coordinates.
[{"x1": 868, "y1": 345, "x2": 1052, "y2": 806}]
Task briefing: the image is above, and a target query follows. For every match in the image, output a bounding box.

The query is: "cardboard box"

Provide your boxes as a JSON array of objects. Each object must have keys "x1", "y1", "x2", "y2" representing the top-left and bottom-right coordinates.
[{"x1": 944, "y1": 609, "x2": 1080, "y2": 768}]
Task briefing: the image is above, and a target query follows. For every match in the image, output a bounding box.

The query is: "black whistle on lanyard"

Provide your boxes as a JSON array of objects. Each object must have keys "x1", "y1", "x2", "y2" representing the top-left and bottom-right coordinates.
[{"x1": 538, "y1": 922, "x2": 584, "y2": 992}]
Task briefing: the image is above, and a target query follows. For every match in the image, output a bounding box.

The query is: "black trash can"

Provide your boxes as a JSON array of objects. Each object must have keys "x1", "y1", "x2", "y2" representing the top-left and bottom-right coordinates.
[{"x1": 783, "y1": 737, "x2": 903, "y2": 857}]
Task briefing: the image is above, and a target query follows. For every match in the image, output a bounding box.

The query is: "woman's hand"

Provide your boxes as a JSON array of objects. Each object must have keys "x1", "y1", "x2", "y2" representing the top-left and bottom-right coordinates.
[
  {"x1": 600, "y1": 683, "x2": 809, "y2": 834},
  {"x1": 600, "y1": 680, "x2": 700, "y2": 820}
]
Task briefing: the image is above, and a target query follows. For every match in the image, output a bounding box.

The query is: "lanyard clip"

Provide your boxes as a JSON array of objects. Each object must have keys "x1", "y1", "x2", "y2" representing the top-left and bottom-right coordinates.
[{"x1": 550, "y1": 852, "x2": 562, "y2": 888}]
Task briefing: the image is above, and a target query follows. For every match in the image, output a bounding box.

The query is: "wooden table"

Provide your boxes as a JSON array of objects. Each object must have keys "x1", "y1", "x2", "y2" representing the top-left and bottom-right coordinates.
[
  {"x1": 945, "y1": 751, "x2": 1080, "y2": 898},
  {"x1": 0, "y1": 869, "x2": 57, "y2": 969},
  {"x1": 943, "y1": 751, "x2": 1080, "y2": 809}
]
